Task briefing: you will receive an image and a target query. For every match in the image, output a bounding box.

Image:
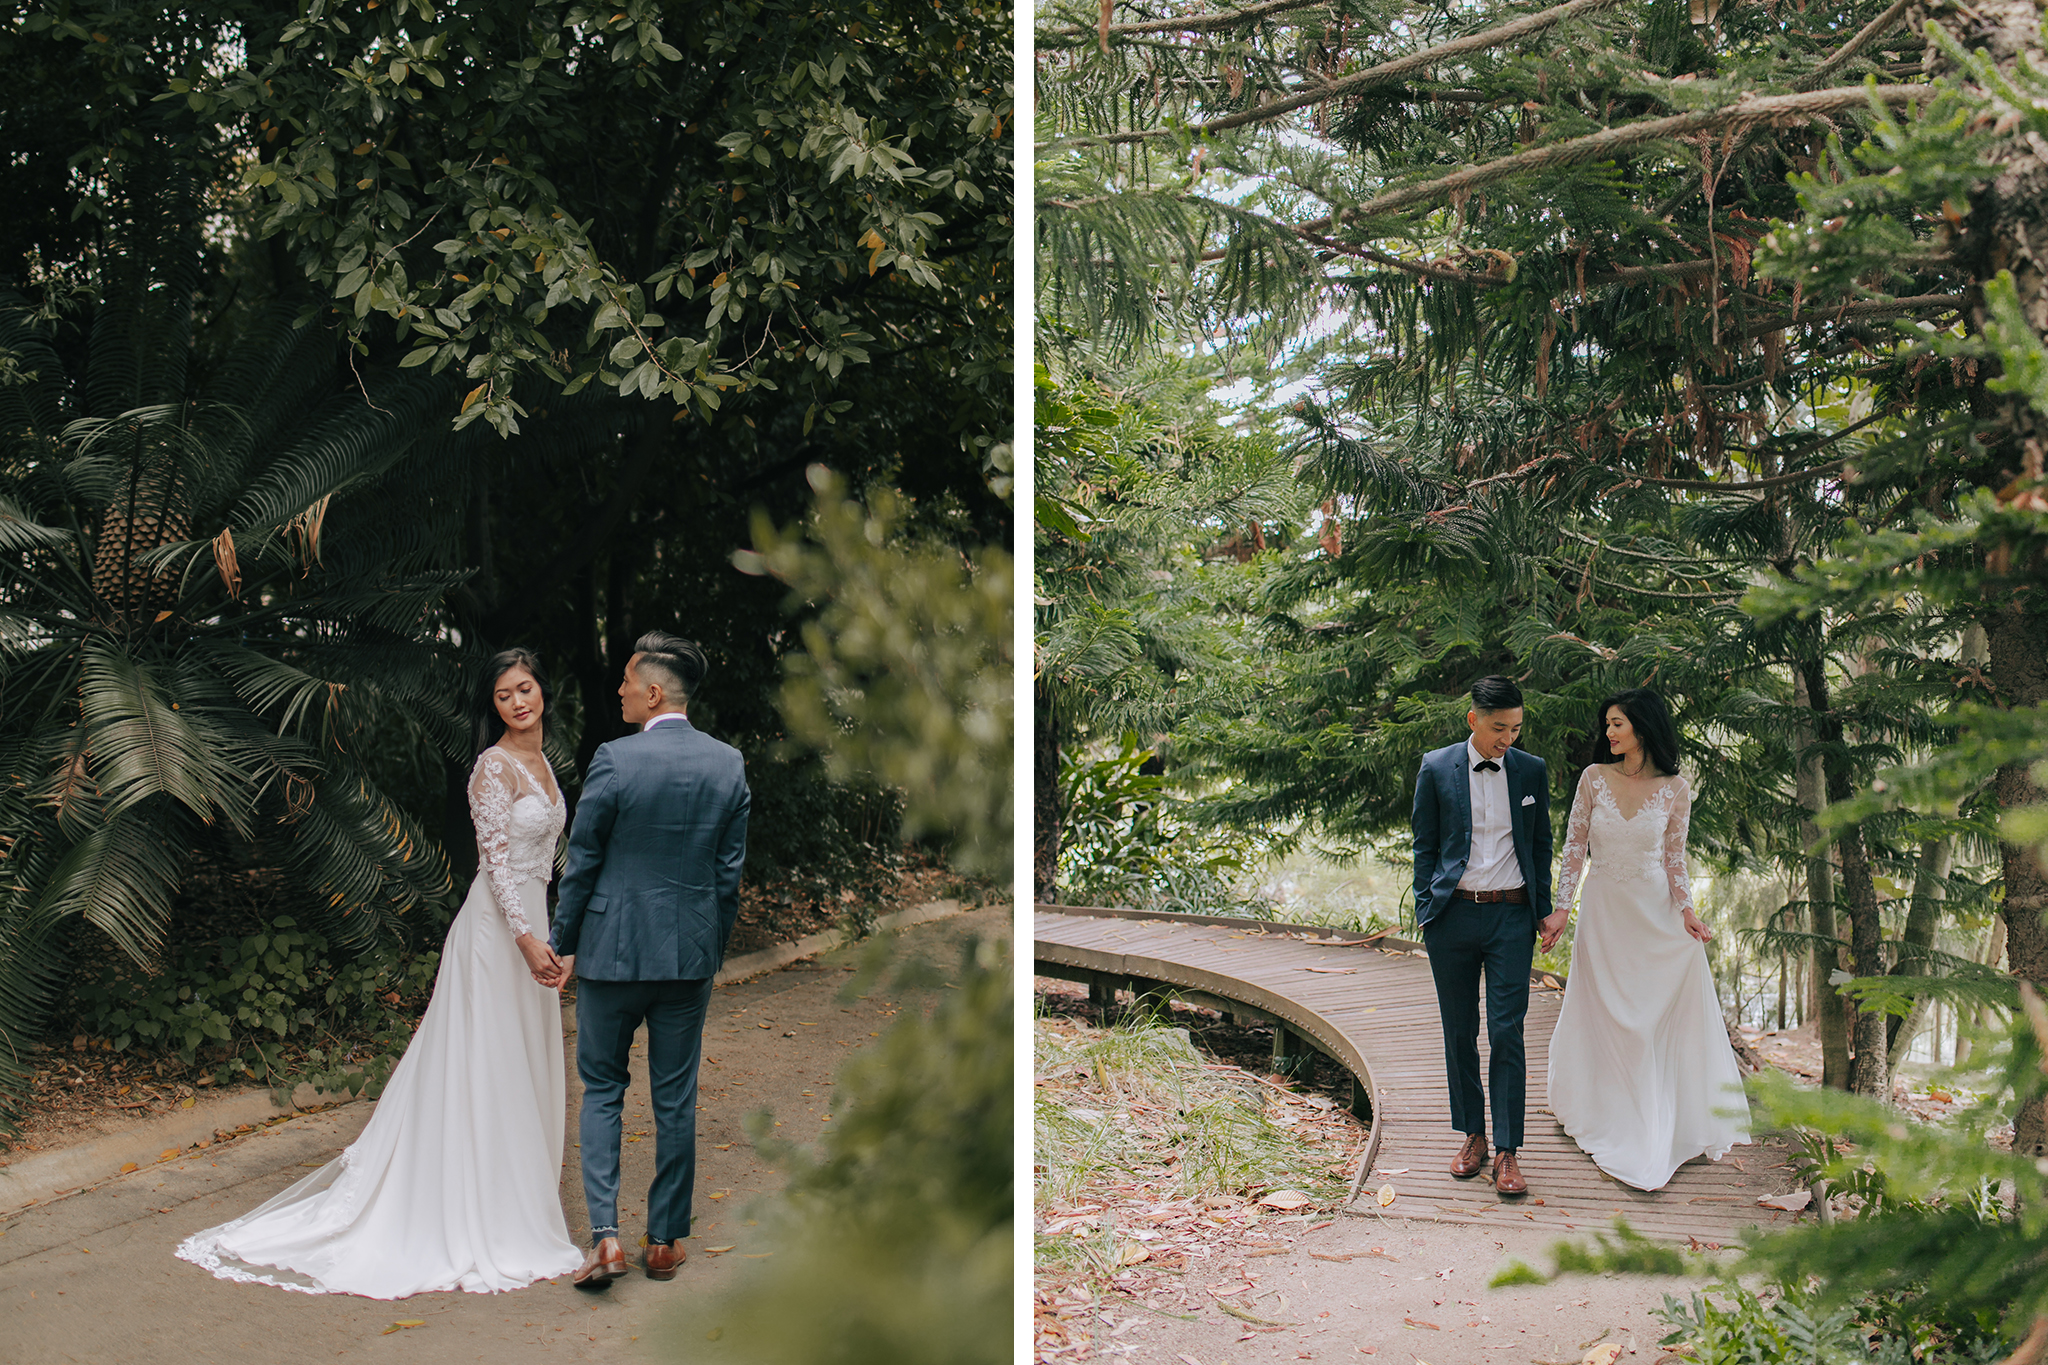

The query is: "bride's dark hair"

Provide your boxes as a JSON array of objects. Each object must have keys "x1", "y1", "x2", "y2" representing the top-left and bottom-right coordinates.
[
  {"x1": 1590, "y1": 688, "x2": 1681, "y2": 777},
  {"x1": 475, "y1": 647, "x2": 553, "y2": 754}
]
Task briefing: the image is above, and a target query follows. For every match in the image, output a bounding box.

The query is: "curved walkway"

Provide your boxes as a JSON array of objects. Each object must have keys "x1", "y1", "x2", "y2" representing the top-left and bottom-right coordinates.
[{"x1": 1035, "y1": 905, "x2": 1810, "y2": 1244}]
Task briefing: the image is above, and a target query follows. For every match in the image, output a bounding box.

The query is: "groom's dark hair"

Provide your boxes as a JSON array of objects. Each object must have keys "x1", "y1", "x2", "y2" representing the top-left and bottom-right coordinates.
[
  {"x1": 633, "y1": 631, "x2": 708, "y2": 704},
  {"x1": 1470, "y1": 675, "x2": 1523, "y2": 713}
]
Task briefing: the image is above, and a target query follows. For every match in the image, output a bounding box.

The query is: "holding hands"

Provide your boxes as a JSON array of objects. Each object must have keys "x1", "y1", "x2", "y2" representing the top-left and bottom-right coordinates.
[
  {"x1": 1538, "y1": 908, "x2": 1569, "y2": 953},
  {"x1": 517, "y1": 933, "x2": 572, "y2": 989}
]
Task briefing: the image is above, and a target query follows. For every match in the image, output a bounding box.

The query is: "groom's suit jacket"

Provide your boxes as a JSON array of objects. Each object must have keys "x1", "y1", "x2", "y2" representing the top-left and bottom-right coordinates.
[
  {"x1": 1410, "y1": 742, "x2": 1553, "y2": 929},
  {"x1": 551, "y1": 716, "x2": 751, "y2": 982}
]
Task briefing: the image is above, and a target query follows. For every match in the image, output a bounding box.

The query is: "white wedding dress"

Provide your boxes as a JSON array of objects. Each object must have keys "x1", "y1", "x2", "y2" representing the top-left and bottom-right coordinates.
[
  {"x1": 1546, "y1": 766, "x2": 1751, "y2": 1191},
  {"x1": 175, "y1": 749, "x2": 585, "y2": 1297}
]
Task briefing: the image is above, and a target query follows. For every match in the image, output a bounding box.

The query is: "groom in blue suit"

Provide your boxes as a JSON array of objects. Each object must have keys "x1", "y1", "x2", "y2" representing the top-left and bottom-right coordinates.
[
  {"x1": 551, "y1": 631, "x2": 751, "y2": 1286},
  {"x1": 1411, "y1": 675, "x2": 1553, "y2": 1196}
]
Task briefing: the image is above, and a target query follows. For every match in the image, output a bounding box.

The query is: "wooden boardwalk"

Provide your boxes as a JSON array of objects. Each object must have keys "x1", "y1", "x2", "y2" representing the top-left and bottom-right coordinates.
[{"x1": 1035, "y1": 906, "x2": 1812, "y2": 1244}]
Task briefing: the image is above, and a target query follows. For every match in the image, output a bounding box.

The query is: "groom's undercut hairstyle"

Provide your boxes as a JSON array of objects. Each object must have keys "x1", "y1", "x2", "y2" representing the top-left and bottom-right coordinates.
[
  {"x1": 1470, "y1": 675, "x2": 1523, "y2": 714},
  {"x1": 633, "y1": 631, "x2": 708, "y2": 705}
]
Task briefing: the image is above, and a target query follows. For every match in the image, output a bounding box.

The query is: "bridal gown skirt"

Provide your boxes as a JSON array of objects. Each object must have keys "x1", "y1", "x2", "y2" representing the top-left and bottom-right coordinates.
[
  {"x1": 1546, "y1": 870, "x2": 1752, "y2": 1191},
  {"x1": 175, "y1": 873, "x2": 584, "y2": 1298}
]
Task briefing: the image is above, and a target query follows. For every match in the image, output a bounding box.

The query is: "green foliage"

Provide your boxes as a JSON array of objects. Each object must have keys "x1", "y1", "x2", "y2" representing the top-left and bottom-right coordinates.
[
  {"x1": 6, "y1": 0, "x2": 1011, "y2": 440},
  {"x1": 1650, "y1": 1280, "x2": 2009, "y2": 1365},
  {"x1": 1058, "y1": 733, "x2": 1265, "y2": 914},
  {"x1": 739, "y1": 466, "x2": 1012, "y2": 878},
  {"x1": 1486, "y1": 1218, "x2": 1691, "y2": 1287},
  {"x1": 66, "y1": 914, "x2": 438, "y2": 1103},
  {"x1": 675, "y1": 939, "x2": 1010, "y2": 1365},
  {"x1": 0, "y1": 271, "x2": 466, "y2": 1133}
]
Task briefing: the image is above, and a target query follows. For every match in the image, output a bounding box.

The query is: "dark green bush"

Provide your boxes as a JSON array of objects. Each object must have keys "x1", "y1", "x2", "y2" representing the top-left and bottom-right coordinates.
[{"x1": 66, "y1": 914, "x2": 439, "y2": 1104}]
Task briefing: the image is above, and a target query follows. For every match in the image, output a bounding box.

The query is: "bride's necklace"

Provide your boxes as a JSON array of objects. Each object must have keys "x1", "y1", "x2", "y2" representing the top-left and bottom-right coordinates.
[{"x1": 1616, "y1": 757, "x2": 1649, "y2": 780}]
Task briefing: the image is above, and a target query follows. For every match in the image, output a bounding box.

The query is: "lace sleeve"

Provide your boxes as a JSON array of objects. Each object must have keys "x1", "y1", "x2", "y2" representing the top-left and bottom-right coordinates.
[
  {"x1": 1663, "y1": 775, "x2": 1698, "y2": 915},
  {"x1": 1554, "y1": 767, "x2": 1594, "y2": 912},
  {"x1": 468, "y1": 751, "x2": 534, "y2": 939}
]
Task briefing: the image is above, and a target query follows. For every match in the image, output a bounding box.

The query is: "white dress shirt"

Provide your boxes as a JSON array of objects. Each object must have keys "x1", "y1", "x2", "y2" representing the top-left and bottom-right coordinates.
[
  {"x1": 1458, "y1": 738, "x2": 1525, "y2": 893},
  {"x1": 643, "y1": 712, "x2": 689, "y2": 731}
]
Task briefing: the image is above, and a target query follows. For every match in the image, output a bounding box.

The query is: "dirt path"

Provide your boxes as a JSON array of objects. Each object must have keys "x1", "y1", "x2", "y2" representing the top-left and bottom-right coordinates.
[
  {"x1": 1044, "y1": 1209, "x2": 1728, "y2": 1365},
  {"x1": 0, "y1": 906, "x2": 1008, "y2": 1365}
]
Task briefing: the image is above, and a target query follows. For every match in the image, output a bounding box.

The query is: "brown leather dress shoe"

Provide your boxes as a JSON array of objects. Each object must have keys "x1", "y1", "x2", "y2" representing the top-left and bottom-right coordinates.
[
  {"x1": 644, "y1": 1240, "x2": 687, "y2": 1280},
  {"x1": 574, "y1": 1237, "x2": 628, "y2": 1288},
  {"x1": 1450, "y1": 1132, "x2": 1489, "y2": 1179},
  {"x1": 1493, "y1": 1150, "x2": 1528, "y2": 1195}
]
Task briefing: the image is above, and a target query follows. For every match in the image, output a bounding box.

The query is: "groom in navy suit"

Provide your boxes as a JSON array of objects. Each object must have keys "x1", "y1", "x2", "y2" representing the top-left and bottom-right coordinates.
[
  {"x1": 551, "y1": 631, "x2": 751, "y2": 1286},
  {"x1": 1411, "y1": 676, "x2": 1553, "y2": 1196}
]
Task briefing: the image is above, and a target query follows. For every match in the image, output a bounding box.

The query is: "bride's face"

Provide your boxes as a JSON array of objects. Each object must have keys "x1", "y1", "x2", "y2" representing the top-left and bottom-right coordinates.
[
  {"x1": 494, "y1": 665, "x2": 544, "y2": 737},
  {"x1": 1604, "y1": 706, "x2": 1637, "y2": 758}
]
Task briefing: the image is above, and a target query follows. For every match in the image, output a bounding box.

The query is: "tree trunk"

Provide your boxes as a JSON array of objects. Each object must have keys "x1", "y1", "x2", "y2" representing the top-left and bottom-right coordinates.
[
  {"x1": 1888, "y1": 837, "x2": 1954, "y2": 1068},
  {"x1": 1795, "y1": 666, "x2": 1852, "y2": 1089},
  {"x1": 1800, "y1": 658, "x2": 1890, "y2": 1098},
  {"x1": 1991, "y1": 604, "x2": 2048, "y2": 1156},
  {"x1": 1035, "y1": 683, "x2": 1063, "y2": 904},
  {"x1": 1918, "y1": 0, "x2": 2048, "y2": 1152}
]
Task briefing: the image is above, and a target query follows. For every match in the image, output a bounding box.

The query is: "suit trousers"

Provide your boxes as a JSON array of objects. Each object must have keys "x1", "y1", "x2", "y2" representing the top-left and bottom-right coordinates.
[
  {"x1": 1421, "y1": 897, "x2": 1535, "y2": 1150},
  {"x1": 575, "y1": 977, "x2": 712, "y2": 1246}
]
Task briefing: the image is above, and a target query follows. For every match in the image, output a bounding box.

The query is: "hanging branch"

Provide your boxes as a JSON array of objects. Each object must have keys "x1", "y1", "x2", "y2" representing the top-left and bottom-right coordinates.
[
  {"x1": 1039, "y1": 0, "x2": 1335, "y2": 43},
  {"x1": 1292, "y1": 85, "x2": 1928, "y2": 228},
  {"x1": 1044, "y1": 0, "x2": 1637, "y2": 146},
  {"x1": 1794, "y1": 0, "x2": 1917, "y2": 91}
]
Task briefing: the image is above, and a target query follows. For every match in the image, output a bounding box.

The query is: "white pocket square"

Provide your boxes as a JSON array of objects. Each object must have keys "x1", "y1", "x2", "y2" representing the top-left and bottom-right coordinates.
[{"x1": 1520, "y1": 795, "x2": 1536, "y2": 806}]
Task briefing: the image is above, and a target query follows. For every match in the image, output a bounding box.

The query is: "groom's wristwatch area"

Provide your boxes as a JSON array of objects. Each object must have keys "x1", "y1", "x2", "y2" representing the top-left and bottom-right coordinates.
[{"x1": 1455, "y1": 887, "x2": 1528, "y2": 903}]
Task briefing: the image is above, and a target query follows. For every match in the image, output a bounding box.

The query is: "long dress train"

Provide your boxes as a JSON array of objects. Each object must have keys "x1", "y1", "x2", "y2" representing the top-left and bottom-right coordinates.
[
  {"x1": 175, "y1": 749, "x2": 584, "y2": 1297},
  {"x1": 1545, "y1": 766, "x2": 1751, "y2": 1191}
]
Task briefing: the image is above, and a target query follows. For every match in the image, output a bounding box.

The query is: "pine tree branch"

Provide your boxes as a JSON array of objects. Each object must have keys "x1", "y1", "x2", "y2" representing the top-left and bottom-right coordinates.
[
  {"x1": 1617, "y1": 407, "x2": 1899, "y2": 492},
  {"x1": 1293, "y1": 85, "x2": 1928, "y2": 228},
  {"x1": 1794, "y1": 0, "x2": 1917, "y2": 92},
  {"x1": 1742, "y1": 293, "x2": 1963, "y2": 336},
  {"x1": 1039, "y1": 0, "x2": 1333, "y2": 43},
  {"x1": 1044, "y1": 0, "x2": 1637, "y2": 146}
]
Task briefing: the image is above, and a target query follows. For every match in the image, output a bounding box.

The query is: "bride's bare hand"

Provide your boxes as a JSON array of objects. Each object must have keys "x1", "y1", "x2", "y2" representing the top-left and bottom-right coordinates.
[
  {"x1": 516, "y1": 933, "x2": 564, "y2": 987},
  {"x1": 1682, "y1": 909, "x2": 1713, "y2": 943}
]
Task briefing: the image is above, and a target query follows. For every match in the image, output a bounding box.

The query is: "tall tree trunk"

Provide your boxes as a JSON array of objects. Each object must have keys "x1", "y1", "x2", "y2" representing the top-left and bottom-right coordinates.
[
  {"x1": 1991, "y1": 605, "x2": 2048, "y2": 1155},
  {"x1": 1795, "y1": 666, "x2": 1852, "y2": 1089},
  {"x1": 1918, "y1": 0, "x2": 2048, "y2": 1150},
  {"x1": 1801, "y1": 658, "x2": 1890, "y2": 1099},
  {"x1": 1035, "y1": 683, "x2": 1063, "y2": 904},
  {"x1": 1888, "y1": 837, "x2": 1954, "y2": 1068}
]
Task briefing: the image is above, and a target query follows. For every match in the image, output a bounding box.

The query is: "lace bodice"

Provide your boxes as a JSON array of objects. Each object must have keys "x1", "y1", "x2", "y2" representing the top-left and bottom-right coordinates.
[
  {"x1": 468, "y1": 747, "x2": 564, "y2": 939},
  {"x1": 1554, "y1": 766, "x2": 1697, "y2": 916}
]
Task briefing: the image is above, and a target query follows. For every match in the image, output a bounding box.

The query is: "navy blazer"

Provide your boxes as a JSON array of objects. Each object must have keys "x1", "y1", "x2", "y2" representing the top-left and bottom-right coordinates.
[
  {"x1": 551, "y1": 717, "x2": 751, "y2": 982},
  {"x1": 1410, "y1": 741, "x2": 1554, "y2": 928}
]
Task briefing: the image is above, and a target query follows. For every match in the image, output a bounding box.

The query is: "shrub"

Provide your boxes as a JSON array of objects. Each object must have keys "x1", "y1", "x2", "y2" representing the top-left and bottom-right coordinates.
[{"x1": 65, "y1": 914, "x2": 439, "y2": 1104}]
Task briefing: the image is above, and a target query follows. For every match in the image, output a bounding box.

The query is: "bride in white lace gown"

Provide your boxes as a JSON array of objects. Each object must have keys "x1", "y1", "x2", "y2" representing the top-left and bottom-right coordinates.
[
  {"x1": 176, "y1": 650, "x2": 585, "y2": 1297},
  {"x1": 1541, "y1": 689, "x2": 1750, "y2": 1191}
]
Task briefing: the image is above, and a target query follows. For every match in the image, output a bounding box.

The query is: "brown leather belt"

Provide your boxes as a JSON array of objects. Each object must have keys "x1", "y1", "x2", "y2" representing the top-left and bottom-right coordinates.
[{"x1": 1456, "y1": 887, "x2": 1528, "y2": 904}]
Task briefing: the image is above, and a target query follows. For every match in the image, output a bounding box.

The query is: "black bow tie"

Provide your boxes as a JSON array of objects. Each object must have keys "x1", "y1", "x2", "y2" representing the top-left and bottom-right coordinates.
[{"x1": 1472, "y1": 759, "x2": 1501, "y2": 772}]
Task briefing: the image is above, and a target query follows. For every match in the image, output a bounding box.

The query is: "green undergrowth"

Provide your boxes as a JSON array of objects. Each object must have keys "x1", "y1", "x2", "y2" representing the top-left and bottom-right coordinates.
[{"x1": 64, "y1": 914, "x2": 440, "y2": 1105}]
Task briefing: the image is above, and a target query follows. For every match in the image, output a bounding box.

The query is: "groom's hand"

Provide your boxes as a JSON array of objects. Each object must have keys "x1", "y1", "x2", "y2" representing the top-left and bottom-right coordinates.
[
  {"x1": 517, "y1": 933, "x2": 565, "y2": 987},
  {"x1": 1537, "y1": 909, "x2": 1568, "y2": 952}
]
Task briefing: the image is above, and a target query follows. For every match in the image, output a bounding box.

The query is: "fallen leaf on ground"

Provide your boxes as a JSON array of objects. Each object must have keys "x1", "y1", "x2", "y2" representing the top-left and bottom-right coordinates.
[
  {"x1": 1404, "y1": 1316, "x2": 1440, "y2": 1330},
  {"x1": 1757, "y1": 1190, "x2": 1811, "y2": 1212},
  {"x1": 1376, "y1": 1184, "x2": 1397, "y2": 1207},
  {"x1": 1119, "y1": 1242, "x2": 1151, "y2": 1265},
  {"x1": 1584, "y1": 1345, "x2": 1624, "y2": 1365},
  {"x1": 703, "y1": 1245, "x2": 737, "y2": 1254},
  {"x1": 1258, "y1": 1190, "x2": 1314, "y2": 1211},
  {"x1": 382, "y1": 1321, "x2": 426, "y2": 1334},
  {"x1": 118, "y1": 1162, "x2": 137, "y2": 1174}
]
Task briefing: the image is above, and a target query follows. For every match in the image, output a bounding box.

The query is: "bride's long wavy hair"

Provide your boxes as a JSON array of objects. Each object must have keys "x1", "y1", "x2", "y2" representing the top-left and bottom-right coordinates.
[
  {"x1": 1589, "y1": 688, "x2": 1681, "y2": 777},
  {"x1": 474, "y1": 647, "x2": 554, "y2": 755}
]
